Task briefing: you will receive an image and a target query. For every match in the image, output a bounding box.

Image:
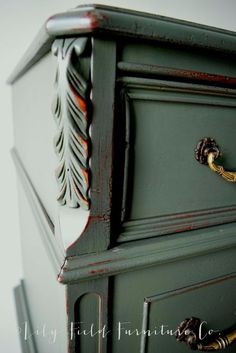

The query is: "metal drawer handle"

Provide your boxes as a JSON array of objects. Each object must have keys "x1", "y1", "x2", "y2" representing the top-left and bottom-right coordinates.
[
  {"x1": 195, "y1": 137, "x2": 236, "y2": 182},
  {"x1": 176, "y1": 317, "x2": 236, "y2": 351}
]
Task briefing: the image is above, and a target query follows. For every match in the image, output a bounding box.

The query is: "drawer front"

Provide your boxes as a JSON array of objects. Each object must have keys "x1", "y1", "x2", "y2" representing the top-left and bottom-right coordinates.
[
  {"x1": 119, "y1": 78, "x2": 236, "y2": 242},
  {"x1": 111, "y1": 248, "x2": 236, "y2": 353}
]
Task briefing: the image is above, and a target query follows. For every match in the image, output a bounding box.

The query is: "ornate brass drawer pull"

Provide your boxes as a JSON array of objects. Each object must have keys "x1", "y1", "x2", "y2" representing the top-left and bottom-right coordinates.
[
  {"x1": 176, "y1": 317, "x2": 236, "y2": 351},
  {"x1": 195, "y1": 137, "x2": 236, "y2": 182}
]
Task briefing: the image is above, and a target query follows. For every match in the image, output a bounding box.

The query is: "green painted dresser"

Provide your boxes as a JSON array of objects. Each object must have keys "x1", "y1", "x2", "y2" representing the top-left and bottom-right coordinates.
[{"x1": 10, "y1": 4, "x2": 236, "y2": 353}]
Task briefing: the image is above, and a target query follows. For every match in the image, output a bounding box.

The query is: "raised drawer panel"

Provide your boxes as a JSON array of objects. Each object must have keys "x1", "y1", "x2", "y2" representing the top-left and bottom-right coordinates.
[
  {"x1": 119, "y1": 78, "x2": 236, "y2": 241},
  {"x1": 111, "y1": 249, "x2": 236, "y2": 353},
  {"x1": 145, "y1": 276, "x2": 236, "y2": 353}
]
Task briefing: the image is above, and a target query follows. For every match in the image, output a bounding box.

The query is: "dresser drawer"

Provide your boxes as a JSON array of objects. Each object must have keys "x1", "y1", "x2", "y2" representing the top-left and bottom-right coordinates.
[
  {"x1": 119, "y1": 78, "x2": 236, "y2": 242},
  {"x1": 111, "y1": 248, "x2": 236, "y2": 353}
]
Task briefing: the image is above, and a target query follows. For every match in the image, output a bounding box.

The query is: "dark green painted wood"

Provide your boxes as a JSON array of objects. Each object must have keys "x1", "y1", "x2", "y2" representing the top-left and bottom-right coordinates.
[
  {"x1": 145, "y1": 276, "x2": 236, "y2": 353},
  {"x1": 11, "y1": 146, "x2": 236, "y2": 284},
  {"x1": 111, "y1": 258, "x2": 236, "y2": 353},
  {"x1": 11, "y1": 6, "x2": 236, "y2": 353},
  {"x1": 118, "y1": 62, "x2": 236, "y2": 87},
  {"x1": 115, "y1": 78, "x2": 236, "y2": 241},
  {"x1": 119, "y1": 40, "x2": 236, "y2": 77},
  {"x1": 120, "y1": 78, "x2": 236, "y2": 221},
  {"x1": 66, "y1": 38, "x2": 117, "y2": 257},
  {"x1": 8, "y1": 4, "x2": 236, "y2": 84},
  {"x1": 67, "y1": 278, "x2": 109, "y2": 353},
  {"x1": 75, "y1": 293, "x2": 100, "y2": 352},
  {"x1": 60, "y1": 223, "x2": 236, "y2": 283}
]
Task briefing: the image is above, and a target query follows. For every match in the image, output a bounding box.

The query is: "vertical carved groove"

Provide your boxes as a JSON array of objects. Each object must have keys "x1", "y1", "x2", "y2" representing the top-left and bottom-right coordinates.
[
  {"x1": 52, "y1": 38, "x2": 91, "y2": 209},
  {"x1": 74, "y1": 293, "x2": 100, "y2": 352}
]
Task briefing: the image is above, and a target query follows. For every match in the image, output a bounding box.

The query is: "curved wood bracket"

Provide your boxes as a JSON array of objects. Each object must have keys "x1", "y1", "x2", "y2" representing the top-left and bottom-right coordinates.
[{"x1": 176, "y1": 317, "x2": 236, "y2": 351}]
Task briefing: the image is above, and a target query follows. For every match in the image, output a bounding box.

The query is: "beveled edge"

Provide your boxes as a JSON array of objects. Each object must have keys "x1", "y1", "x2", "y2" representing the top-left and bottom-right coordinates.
[
  {"x1": 14, "y1": 280, "x2": 37, "y2": 353},
  {"x1": 8, "y1": 3, "x2": 236, "y2": 84}
]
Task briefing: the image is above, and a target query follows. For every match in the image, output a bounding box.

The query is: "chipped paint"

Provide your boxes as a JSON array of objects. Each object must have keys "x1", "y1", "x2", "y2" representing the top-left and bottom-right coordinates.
[
  {"x1": 88, "y1": 259, "x2": 113, "y2": 267},
  {"x1": 89, "y1": 269, "x2": 109, "y2": 275},
  {"x1": 118, "y1": 62, "x2": 236, "y2": 87}
]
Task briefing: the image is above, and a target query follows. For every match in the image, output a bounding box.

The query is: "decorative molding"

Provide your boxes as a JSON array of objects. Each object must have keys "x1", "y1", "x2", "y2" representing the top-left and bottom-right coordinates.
[
  {"x1": 67, "y1": 278, "x2": 109, "y2": 353},
  {"x1": 74, "y1": 292, "x2": 101, "y2": 352},
  {"x1": 118, "y1": 62, "x2": 236, "y2": 88},
  {"x1": 8, "y1": 5, "x2": 236, "y2": 84},
  {"x1": 120, "y1": 92, "x2": 131, "y2": 222},
  {"x1": 119, "y1": 205, "x2": 236, "y2": 242},
  {"x1": 52, "y1": 37, "x2": 91, "y2": 210},
  {"x1": 119, "y1": 77, "x2": 236, "y2": 98},
  {"x1": 59, "y1": 223, "x2": 236, "y2": 283}
]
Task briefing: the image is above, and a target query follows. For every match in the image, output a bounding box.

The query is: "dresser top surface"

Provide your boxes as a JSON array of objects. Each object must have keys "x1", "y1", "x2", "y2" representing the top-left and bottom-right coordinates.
[{"x1": 8, "y1": 3, "x2": 236, "y2": 84}]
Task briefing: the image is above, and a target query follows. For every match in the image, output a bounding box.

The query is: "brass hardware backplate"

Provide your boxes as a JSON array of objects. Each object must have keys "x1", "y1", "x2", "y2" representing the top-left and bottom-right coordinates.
[{"x1": 195, "y1": 137, "x2": 220, "y2": 165}]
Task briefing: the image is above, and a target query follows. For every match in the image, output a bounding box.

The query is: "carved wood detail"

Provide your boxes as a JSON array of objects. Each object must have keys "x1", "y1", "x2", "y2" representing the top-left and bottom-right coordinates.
[{"x1": 52, "y1": 38, "x2": 91, "y2": 209}]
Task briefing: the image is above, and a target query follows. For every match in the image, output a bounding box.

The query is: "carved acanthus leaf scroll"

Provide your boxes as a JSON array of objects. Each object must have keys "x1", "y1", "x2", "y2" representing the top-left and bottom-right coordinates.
[{"x1": 52, "y1": 38, "x2": 91, "y2": 209}]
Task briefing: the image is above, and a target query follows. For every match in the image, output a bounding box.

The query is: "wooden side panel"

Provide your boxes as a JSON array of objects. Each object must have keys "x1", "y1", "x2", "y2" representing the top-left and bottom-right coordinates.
[
  {"x1": 12, "y1": 53, "x2": 57, "y2": 223},
  {"x1": 12, "y1": 36, "x2": 118, "y2": 255},
  {"x1": 17, "y1": 182, "x2": 67, "y2": 353}
]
